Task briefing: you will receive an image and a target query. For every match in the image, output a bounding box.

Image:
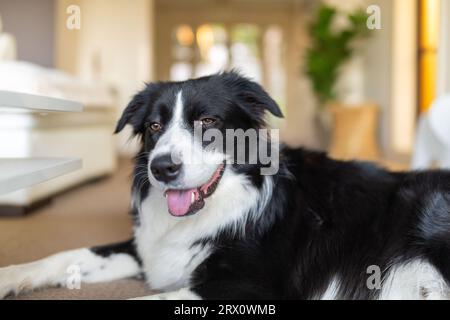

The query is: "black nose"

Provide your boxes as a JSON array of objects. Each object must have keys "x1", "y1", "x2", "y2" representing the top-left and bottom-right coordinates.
[{"x1": 150, "y1": 154, "x2": 182, "y2": 183}]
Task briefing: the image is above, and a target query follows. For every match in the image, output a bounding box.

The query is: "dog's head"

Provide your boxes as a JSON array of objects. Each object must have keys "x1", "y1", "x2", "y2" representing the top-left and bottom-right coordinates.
[{"x1": 115, "y1": 72, "x2": 283, "y2": 217}]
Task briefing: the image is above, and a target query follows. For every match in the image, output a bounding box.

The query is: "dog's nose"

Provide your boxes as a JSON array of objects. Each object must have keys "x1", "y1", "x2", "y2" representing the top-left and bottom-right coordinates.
[{"x1": 150, "y1": 154, "x2": 182, "y2": 183}]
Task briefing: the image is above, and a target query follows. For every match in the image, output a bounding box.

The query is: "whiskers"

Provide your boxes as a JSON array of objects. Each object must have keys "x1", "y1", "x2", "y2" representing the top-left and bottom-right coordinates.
[
  {"x1": 132, "y1": 152, "x2": 151, "y2": 196},
  {"x1": 134, "y1": 151, "x2": 151, "y2": 162}
]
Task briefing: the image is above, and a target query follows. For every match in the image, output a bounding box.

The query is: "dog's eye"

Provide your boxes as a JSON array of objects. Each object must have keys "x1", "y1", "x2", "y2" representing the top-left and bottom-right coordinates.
[
  {"x1": 149, "y1": 122, "x2": 162, "y2": 133},
  {"x1": 200, "y1": 117, "x2": 217, "y2": 126}
]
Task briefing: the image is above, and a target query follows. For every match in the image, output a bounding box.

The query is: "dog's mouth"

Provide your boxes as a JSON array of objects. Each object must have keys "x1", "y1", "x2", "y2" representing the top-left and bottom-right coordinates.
[{"x1": 164, "y1": 162, "x2": 225, "y2": 217}]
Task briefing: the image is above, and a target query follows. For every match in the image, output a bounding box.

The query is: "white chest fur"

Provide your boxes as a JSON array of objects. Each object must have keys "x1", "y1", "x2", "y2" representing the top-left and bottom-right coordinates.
[
  {"x1": 134, "y1": 198, "x2": 212, "y2": 291},
  {"x1": 134, "y1": 170, "x2": 272, "y2": 291}
]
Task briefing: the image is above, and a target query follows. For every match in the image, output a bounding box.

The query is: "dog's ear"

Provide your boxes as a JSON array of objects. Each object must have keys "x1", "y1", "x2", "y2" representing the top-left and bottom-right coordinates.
[
  {"x1": 114, "y1": 83, "x2": 161, "y2": 134},
  {"x1": 114, "y1": 92, "x2": 145, "y2": 134},
  {"x1": 221, "y1": 71, "x2": 284, "y2": 118}
]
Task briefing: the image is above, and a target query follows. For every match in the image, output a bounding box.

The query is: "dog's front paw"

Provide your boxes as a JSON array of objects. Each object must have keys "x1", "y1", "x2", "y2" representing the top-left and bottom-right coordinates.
[{"x1": 0, "y1": 265, "x2": 31, "y2": 299}]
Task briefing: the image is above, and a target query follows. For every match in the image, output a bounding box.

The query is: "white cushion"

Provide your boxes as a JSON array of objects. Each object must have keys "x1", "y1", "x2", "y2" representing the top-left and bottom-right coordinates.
[{"x1": 428, "y1": 95, "x2": 450, "y2": 147}]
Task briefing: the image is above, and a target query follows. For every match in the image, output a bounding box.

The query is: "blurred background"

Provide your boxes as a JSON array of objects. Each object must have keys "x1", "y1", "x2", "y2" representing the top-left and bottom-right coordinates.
[{"x1": 0, "y1": 0, "x2": 450, "y2": 298}]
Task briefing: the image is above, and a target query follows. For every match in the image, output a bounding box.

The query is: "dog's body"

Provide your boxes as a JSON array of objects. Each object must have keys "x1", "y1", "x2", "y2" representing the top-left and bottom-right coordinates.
[{"x1": 1, "y1": 72, "x2": 450, "y2": 300}]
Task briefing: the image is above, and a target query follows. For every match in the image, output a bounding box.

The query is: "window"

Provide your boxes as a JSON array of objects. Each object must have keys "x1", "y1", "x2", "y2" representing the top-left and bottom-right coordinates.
[{"x1": 168, "y1": 23, "x2": 286, "y2": 116}]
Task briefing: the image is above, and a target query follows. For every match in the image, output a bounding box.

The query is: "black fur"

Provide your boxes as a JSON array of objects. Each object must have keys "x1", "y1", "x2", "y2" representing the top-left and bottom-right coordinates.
[
  {"x1": 91, "y1": 239, "x2": 142, "y2": 266},
  {"x1": 190, "y1": 151, "x2": 450, "y2": 299},
  {"x1": 115, "y1": 71, "x2": 450, "y2": 299}
]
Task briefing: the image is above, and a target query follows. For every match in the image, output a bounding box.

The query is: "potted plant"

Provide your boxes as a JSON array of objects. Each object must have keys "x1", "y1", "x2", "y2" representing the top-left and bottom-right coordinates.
[{"x1": 305, "y1": 4, "x2": 378, "y2": 160}]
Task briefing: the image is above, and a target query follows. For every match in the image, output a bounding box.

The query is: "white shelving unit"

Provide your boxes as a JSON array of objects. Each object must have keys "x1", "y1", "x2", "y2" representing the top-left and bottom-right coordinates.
[
  {"x1": 0, "y1": 90, "x2": 83, "y2": 197},
  {"x1": 0, "y1": 158, "x2": 82, "y2": 195},
  {"x1": 0, "y1": 90, "x2": 82, "y2": 113}
]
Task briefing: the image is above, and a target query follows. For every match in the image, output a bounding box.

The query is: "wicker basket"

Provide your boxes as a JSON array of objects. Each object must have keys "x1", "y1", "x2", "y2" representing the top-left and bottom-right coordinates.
[{"x1": 328, "y1": 103, "x2": 380, "y2": 161}]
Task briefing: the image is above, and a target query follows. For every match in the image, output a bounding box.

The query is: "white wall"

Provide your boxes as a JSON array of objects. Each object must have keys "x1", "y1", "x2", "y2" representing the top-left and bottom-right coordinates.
[
  {"x1": 280, "y1": 1, "x2": 317, "y2": 148},
  {"x1": 56, "y1": 0, "x2": 155, "y2": 155},
  {"x1": 390, "y1": 0, "x2": 418, "y2": 156},
  {"x1": 438, "y1": 0, "x2": 450, "y2": 95},
  {"x1": 345, "y1": 0, "x2": 418, "y2": 159},
  {"x1": 363, "y1": 0, "x2": 393, "y2": 156}
]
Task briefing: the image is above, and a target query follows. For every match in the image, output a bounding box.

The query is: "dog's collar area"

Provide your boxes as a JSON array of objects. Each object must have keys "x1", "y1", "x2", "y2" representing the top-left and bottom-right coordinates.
[{"x1": 164, "y1": 162, "x2": 225, "y2": 217}]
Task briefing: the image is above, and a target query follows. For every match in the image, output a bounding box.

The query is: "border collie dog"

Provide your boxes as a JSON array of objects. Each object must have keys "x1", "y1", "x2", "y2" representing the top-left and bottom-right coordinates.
[{"x1": 1, "y1": 72, "x2": 450, "y2": 300}]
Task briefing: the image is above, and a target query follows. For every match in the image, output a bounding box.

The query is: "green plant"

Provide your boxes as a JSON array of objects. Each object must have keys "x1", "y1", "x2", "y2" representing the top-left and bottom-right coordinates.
[{"x1": 305, "y1": 4, "x2": 369, "y2": 106}]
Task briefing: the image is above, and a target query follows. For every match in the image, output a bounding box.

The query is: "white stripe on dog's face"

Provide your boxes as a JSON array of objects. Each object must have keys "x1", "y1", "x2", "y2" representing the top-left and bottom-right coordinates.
[{"x1": 148, "y1": 90, "x2": 225, "y2": 191}]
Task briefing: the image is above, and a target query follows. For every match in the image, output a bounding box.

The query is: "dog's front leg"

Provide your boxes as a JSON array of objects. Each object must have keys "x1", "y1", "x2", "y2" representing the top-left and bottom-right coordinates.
[
  {"x1": 0, "y1": 240, "x2": 141, "y2": 299},
  {"x1": 131, "y1": 288, "x2": 201, "y2": 300}
]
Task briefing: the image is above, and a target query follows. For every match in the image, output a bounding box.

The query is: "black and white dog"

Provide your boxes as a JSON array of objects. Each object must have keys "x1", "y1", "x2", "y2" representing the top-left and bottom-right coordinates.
[{"x1": 1, "y1": 72, "x2": 450, "y2": 300}]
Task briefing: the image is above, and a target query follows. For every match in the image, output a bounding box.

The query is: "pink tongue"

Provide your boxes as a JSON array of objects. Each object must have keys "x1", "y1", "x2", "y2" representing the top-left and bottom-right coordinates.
[{"x1": 166, "y1": 189, "x2": 196, "y2": 216}]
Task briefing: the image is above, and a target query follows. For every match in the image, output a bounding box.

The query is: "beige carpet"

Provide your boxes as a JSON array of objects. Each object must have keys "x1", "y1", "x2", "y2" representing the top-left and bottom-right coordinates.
[{"x1": 0, "y1": 159, "x2": 153, "y2": 300}]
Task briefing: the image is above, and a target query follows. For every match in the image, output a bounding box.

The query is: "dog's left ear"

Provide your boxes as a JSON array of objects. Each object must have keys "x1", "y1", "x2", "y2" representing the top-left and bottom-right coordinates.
[
  {"x1": 222, "y1": 72, "x2": 284, "y2": 118},
  {"x1": 114, "y1": 83, "x2": 162, "y2": 134}
]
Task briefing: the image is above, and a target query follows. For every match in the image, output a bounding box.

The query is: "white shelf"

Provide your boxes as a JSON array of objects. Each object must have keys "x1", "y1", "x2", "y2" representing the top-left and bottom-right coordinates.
[
  {"x1": 0, "y1": 90, "x2": 82, "y2": 113},
  {"x1": 0, "y1": 158, "x2": 82, "y2": 196}
]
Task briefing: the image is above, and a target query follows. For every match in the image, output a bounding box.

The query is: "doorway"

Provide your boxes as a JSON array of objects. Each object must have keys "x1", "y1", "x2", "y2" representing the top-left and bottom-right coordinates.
[{"x1": 154, "y1": 0, "x2": 293, "y2": 115}]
